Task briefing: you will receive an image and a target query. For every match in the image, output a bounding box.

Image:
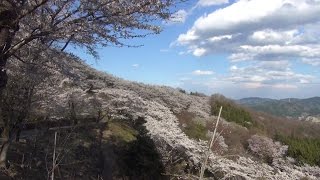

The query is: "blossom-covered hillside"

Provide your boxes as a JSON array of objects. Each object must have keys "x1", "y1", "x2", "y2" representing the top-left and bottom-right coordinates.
[{"x1": 6, "y1": 53, "x2": 320, "y2": 179}]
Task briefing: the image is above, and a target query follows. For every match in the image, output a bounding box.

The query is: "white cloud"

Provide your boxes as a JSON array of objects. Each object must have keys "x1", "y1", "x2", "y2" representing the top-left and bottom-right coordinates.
[
  {"x1": 302, "y1": 58, "x2": 320, "y2": 66},
  {"x1": 176, "y1": 0, "x2": 320, "y2": 61},
  {"x1": 230, "y1": 65, "x2": 238, "y2": 71},
  {"x1": 192, "y1": 70, "x2": 214, "y2": 75},
  {"x1": 226, "y1": 61, "x2": 314, "y2": 87},
  {"x1": 229, "y1": 52, "x2": 255, "y2": 62},
  {"x1": 208, "y1": 35, "x2": 233, "y2": 42},
  {"x1": 177, "y1": 29, "x2": 199, "y2": 45},
  {"x1": 191, "y1": 0, "x2": 320, "y2": 37},
  {"x1": 177, "y1": 75, "x2": 319, "y2": 99},
  {"x1": 258, "y1": 60, "x2": 290, "y2": 71},
  {"x1": 273, "y1": 84, "x2": 298, "y2": 89},
  {"x1": 193, "y1": 48, "x2": 207, "y2": 57},
  {"x1": 197, "y1": 0, "x2": 229, "y2": 7},
  {"x1": 229, "y1": 45, "x2": 320, "y2": 62},
  {"x1": 174, "y1": 0, "x2": 320, "y2": 97},
  {"x1": 249, "y1": 29, "x2": 299, "y2": 45},
  {"x1": 166, "y1": 9, "x2": 188, "y2": 24},
  {"x1": 132, "y1": 64, "x2": 139, "y2": 68}
]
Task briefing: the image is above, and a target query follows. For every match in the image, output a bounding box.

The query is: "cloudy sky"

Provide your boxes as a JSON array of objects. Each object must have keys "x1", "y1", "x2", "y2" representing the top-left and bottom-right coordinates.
[{"x1": 74, "y1": 0, "x2": 320, "y2": 99}]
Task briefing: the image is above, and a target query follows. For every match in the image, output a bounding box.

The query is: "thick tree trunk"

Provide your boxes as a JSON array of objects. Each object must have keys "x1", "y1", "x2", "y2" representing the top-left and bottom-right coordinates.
[
  {"x1": 0, "y1": 142, "x2": 10, "y2": 167},
  {"x1": 0, "y1": 126, "x2": 10, "y2": 167},
  {"x1": 0, "y1": 5, "x2": 19, "y2": 167},
  {"x1": 0, "y1": 27, "x2": 9, "y2": 92},
  {"x1": 0, "y1": 5, "x2": 19, "y2": 92}
]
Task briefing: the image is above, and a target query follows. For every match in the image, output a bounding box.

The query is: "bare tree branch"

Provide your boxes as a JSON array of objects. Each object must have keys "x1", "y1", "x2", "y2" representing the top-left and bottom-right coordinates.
[{"x1": 60, "y1": 34, "x2": 74, "y2": 52}]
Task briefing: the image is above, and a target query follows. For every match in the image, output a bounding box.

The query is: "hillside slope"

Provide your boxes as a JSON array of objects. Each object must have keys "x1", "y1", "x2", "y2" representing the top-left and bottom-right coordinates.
[{"x1": 5, "y1": 52, "x2": 320, "y2": 179}]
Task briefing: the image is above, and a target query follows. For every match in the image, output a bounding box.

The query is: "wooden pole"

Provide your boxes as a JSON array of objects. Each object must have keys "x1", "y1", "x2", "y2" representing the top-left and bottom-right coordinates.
[
  {"x1": 51, "y1": 132, "x2": 57, "y2": 180},
  {"x1": 199, "y1": 106, "x2": 223, "y2": 180}
]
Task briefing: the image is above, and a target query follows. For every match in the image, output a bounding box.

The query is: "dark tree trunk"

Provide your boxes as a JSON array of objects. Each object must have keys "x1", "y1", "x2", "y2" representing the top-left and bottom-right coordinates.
[
  {"x1": 15, "y1": 128, "x2": 21, "y2": 142},
  {"x1": 0, "y1": 142, "x2": 10, "y2": 168},
  {"x1": 0, "y1": 5, "x2": 19, "y2": 92},
  {"x1": 0, "y1": 4, "x2": 19, "y2": 167},
  {"x1": 0, "y1": 27, "x2": 10, "y2": 92},
  {"x1": 0, "y1": 125, "x2": 10, "y2": 167}
]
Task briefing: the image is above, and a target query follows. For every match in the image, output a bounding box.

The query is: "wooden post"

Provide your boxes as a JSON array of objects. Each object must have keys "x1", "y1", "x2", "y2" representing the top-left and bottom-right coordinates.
[
  {"x1": 199, "y1": 106, "x2": 223, "y2": 180},
  {"x1": 51, "y1": 132, "x2": 57, "y2": 180}
]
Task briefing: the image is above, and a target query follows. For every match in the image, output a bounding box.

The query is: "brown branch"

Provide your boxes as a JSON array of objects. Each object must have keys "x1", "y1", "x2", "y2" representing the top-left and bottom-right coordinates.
[
  {"x1": 49, "y1": 0, "x2": 71, "y2": 24},
  {"x1": 53, "y1": 6, "x2": 81, "y2": 27},
  {"x1": 6, "y1": 31, "x2": 51, "y2": 57},
  {"x1": 12, "y1": 54, "x2": 37, "y2": 65},
  {"x1": 60, "y1": 34, "x2": 74, "y2": 52},
  {"x1": 17, "y1": 0, "x2": 50, "y2": 22}
]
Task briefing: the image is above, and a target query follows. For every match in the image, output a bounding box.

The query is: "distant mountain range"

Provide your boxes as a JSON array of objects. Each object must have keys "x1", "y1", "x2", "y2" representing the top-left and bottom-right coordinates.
[{"x1": 237, "y1": 97, "x2": 320, "y2": 118}]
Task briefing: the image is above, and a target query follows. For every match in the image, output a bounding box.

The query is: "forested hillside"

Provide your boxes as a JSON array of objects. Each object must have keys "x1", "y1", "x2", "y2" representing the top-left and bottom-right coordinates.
[
  {"x1": 1, "y1": 1, "x2": 320, "y2": 179},
  {"x1": 238, "y1": 97, "x2": 320, "y2": 119},
  {"x1": 1, "y1": 52, "x2": 319, "y2": 179}
]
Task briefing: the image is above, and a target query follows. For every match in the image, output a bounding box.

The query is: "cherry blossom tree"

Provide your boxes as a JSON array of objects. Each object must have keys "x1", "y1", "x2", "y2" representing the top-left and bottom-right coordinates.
[
  {"x1": 0, "y1": 0, "x2": 182, "y2": 167},
  {"x1": 0, "y1": 44, "x2": 55, "y2": 166},
  {"x1": 0, "y1": 0, "x2": 181, "y2": 92},
  {"x1": 248, "y1": 135, "x2": 288, "y2": 164}
]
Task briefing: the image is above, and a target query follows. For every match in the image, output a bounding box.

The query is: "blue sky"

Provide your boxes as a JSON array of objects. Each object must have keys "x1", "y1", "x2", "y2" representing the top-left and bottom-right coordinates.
[{"x1": 72, "y1": 0, "x2": 320, "y2": 99}]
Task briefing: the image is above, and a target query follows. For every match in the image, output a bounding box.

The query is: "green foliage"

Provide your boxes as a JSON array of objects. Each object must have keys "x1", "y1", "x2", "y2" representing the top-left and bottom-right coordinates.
[
  {"x1": 210, "y1": 95, "x2": 254, "y2": 128},
  {"x1": 184, "y1": 121, "x2": 208, "y2": 141},
  {"x1": 276, "y1": 134, "x2": 320, "y2": 166},
  {"x1": 108, "y1": 121, "x2": 138, "y2": 143}
]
